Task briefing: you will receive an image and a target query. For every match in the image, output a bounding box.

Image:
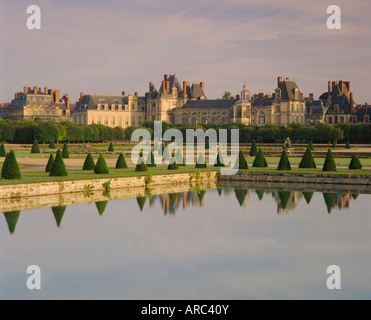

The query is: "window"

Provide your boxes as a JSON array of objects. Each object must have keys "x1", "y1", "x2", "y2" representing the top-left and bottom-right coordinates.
[
  {"x1": 340, "y1": 116, "x2": 344, "y2": 123},
  {"x1": 201, "y1": 112, "x2": 207, "y2": 123},
  {"x1": 182, "y1": 113, "x2": 188, "y2": 123},
  {"x1": 259, "y1": 112, "x2": 265, "y2": 125},
  {"x1": 352, "y1": 116, "x2": 357, "y2": 123},
  {"x1": 191, "y1": 113, "x2": 197, "y2": 125},
  {"x1": 211, "y1": 112, "x2": 218, "y2": 123},
  {"x1": 328, "y1": 117, "x2": 333, "y2": 124},
  {"x1": 365, "y1": 116, "x2": 369, "y2": 123},
  {"x1": 221, "y1": 112, "x2": 228, "y2": 123}
]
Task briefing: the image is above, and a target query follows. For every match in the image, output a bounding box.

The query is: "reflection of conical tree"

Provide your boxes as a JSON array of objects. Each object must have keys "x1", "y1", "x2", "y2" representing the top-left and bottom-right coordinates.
[
  {"x1": 95, "y1": 201, "x2": 108, "y2": 216},
  {"x1": 302, "y1": 192, "x2": 314, "y2": 204},
  {"x1": 52, "y1": 206, "x2": 66, "y2": 227},
  {"x1": 217, "y1": 188, "x2": 223, "y2": 196},
  {"x1": 136, "y1": 196, "x2": 147, "y2": 212},
  {"x1": 255, "y1": 190, "x2": 264, "y2": 200},
  {"x1": 278, "y1": 191, "x2": 291, "y2": 210},
  {"x1": 352, "y1": 194, "x2": 359, "y2": 200},
  {"x1": 323, "y1": 193, "x2": 336, "y2": 214},
  {"x1": 197, "y1": 190, "x2": 206, "y2": 203},
  {"x1": 169, "y1": 193, "x2": 180, "y2": 207},
  {"x1": 234, "y1": 189, "x2": 248, "y2": 206},
  {"x1": 3, "y1": 211, "x2": 20, "y2": 234}
]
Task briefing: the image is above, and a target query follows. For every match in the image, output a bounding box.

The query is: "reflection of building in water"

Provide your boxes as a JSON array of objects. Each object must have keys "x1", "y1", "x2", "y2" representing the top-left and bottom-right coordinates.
[
  {"x1": 274, "y1": 191, "x2": 303, "y2": 214},
  {"x1": 334, "y1": 193, "x2": 351, "y2": 210}
]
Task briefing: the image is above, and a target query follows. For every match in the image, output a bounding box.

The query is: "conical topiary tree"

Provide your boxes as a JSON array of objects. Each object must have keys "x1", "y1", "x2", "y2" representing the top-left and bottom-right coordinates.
[
  {"x1": 116, "y1": 153, "x2": 128, "y2": 169},
  {"x1": 52, "y1": 206, "x2": 66, "y2": 227},
  {"x1": 214, "y1": 151, "x2": 225, "y2": 167},
  {"x1": 176, "y1": 149, "x2": 185, "y2": 166},
  {"x1": 108, "y1": 142, "x2": 114, "y2": 152},
  {"x1": 345, "y1": 140, "x2": 351, "y2": 149},
  {"x1": 195, "y1": 153, "x2": 207, "y2": 169},
  {"x1": 135, "y1": 152, "x2": 148, "y2": 172},
  {"x1": 235, "y1": 189, "x2": 248, "y2": 207},
  {"x1": 250, "y1": 140, "x2": 258, "y2": 156},
  {"x1": 95, "y1": 201, "x2": 108, "y2": 216},
  {"x1": 45, "y1": 153, "x2": 55, "y2": 173},
  {"x1": 238, "y1": 150, "x2": 248, "y2": 170},
  {"x1": 3, "y1": 211, "x2": 20, "y2": 234},
  {"x1": 308, "y1": 140, "x2": 314, "y2": 151},
  {"x1": 303, "y1": 192, "x2": 314, "y2": 204},
  {"x1": 1, "y1": 150, "x2": 21, "y2": 180},
  {"x1": 49, "y1": 140, "x2": 56, "y2": 149},
  {"x1": 94, "y1": 154, "x2": 110, "y2": 174},
  {"x1": 168, "y1": 152, "x2": 179, "y2": 170},
  {"x1": 278, "y1": 191, "x2": 291, "y2": 210},
  {"x1": 146, "y1": 151, "x2": 156, "y2": 168},
  {"x1": 31, "y1": 139, "x2": 40, "y2": 154},
  {"x1": 323, "y1": 193, "x2": 336, "y2": 214},
  {"x1": 83, "y1": 153, "x2": 95, "y2": 170},
  {"x1": 49, "y1": 150, "x2": 68, "y2": 177},
  {"x1": 163, "y1": 145, "x2": 171, "y2": 162},
  {"x1": 332, "y1": 140, "x2": 337, "y2": 149},
  {"x1": 205, "y1": 137, "x2": 210, "y2": 150},
  {"x1": 0, "y1": 144, "x2": 6, "y2": 157},
  {"x1": 137, "y1": 196, "x2": 147, "y2": 212},
  {"x1": 154, "y1": 142, "x2": 160, "y2": 152},
  {"x1": 349, "y1": 154, "x2": 362, "y2": 170},
  {"x1": 252, "y1": 149, "x2": 268, "y2": 168},
  {"x1": 277, "y1": 150, "x2": 291, "y2": 171},
  {"x1": 255, "y1": 190, "x2": 264, "y2": 200},
  {"x1": 62, "y1": 142, "x2": 70, "y2": 159},
  {"x1": 299, "y1": 147, "x2": 316, "y2": 169},
  {"x1": 322, "y1": 148, "x2": 336, "y2": 172}
]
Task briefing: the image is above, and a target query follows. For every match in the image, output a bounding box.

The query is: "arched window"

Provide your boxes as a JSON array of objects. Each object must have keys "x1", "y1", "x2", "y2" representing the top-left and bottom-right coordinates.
[
  {"x1": 191, "y1": 112, "x2": 197, "y2": 125},
  {"x1": 259, "y1": 112, "x2": 265, "y2": 125},
  {"x1": 182, "y1": 113, "x2": 188, "y2": 123},
  {"x1": 211, "y1": 112, "x2": 218, "y2": 123},
  {"x1": 242, "y1": 110, "x2": 247, "y2": 118},
  {"x1": 152, "y1": 103, "x2": 156, "y2": 113},
  {"x1": 201, "y1": 112, "x2": 207, "y2": 123},
  {"x1": 221, "y1": 112, "x2": 228, "y2": 123}
]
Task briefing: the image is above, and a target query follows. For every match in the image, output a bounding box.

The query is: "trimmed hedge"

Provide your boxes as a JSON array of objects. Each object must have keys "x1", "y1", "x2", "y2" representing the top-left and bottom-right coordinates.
[
  {"x1": 252, "y1": 149, "x2": 268, "y2": 168},
  {"x1": 322, "y1": 148, "x2": 336, "y2": 172},
  {"x1": 349, "y1": 154, "x2": 362, "y2": 170},
  {"x1": 146, "y1": 151, "x2": 156, "y2": 168},
  {"x1": 94, "y1": 154, "x2": 110, "y2": 174},
  {"x1": 214, "y1": 151, "x2": 225, "y2": 167},
  {"x1": 116, "y1": 153, "x2": 128, "y2": 169},
  {"x1": 108, "y1": 142, "x2": 114, "y2": 152},
  {"x1": 176, "y1": 149, "x2": 185, "y2": 166},
  {"x1": 277, "y1": 150, "x2": 291, "y2": 171},
  {"x1": 299, "y1": 147, "x2": 316, "y2": 169},
  {"x1": 31, "y1": 139, "x2": 40, "y2": 154},
  {"x1": 308, "y1": 140, "x2": 314, "y2": 151},
  {"x1": 49, "y1": 140, "x2": 56, "y2": 149},
  {"x1": 45, "y1": 153, "x2": 55, "y2": 172},
  {"x1": 135, "y1": 152, "x2": 148, "y2": 172},
  {"x1": 1, "y1": 150, "x2": 21, "y2": 179},
  {"x1": 250, "y1": 140, "x2": 258, "y2": 156},
  {"x1": 238, "y1": 150, "x2": 248, "y2": 170},
  {"x1": 0, "y1": 144, "x2": 7, "y2": 157},
  {"x1": 49, "y1": 150, "x2": 68, "y2": 177},
  {"x1": 62, "y1": 142, "x2": 70, "y2": 159},
  {"x1": 195, "y1": 153, "x2": 207, "y2": 169},
  {"x1": 83, "y1": 153, "x2": 96, "y2": 170}
]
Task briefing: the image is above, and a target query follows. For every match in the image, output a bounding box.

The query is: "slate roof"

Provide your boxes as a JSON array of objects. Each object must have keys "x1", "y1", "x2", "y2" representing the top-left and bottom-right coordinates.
[
  {"x1": 279, "y1": 80, "x2": 305, "y2": 102},
  {"x1": 77, "y1": 94, "x2": 146, "y2": 111},
  {"x1": 180, "y1": 99, "x2": 236, "y2": 109},
  {"x1": 251, "y1": 97, "x2": 273, "y2": 107},
  {"x1": 355, "y1": 106, "x2": 370, "y2": 122},
  {"x1": 9, "y1": 94, "x2": 56, "y2": 108}
]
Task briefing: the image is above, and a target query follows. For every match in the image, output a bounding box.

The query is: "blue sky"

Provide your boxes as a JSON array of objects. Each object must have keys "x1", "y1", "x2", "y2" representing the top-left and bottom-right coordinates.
[{"x1": 0, "y1": 0, "x2": 370, "y2": 103}]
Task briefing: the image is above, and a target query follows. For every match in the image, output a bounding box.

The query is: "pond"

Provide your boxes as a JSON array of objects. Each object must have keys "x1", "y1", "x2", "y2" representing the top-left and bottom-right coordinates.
[{"x1": 0, "y1": 182, "x2": 370, "y2": 300}]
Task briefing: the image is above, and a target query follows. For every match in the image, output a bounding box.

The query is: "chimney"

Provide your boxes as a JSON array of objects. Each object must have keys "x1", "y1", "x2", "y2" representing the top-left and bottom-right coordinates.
[
  {"x1": 343, "y1": 93, "x2": 347, "y2": 101},
  {"x1": 350, "y1": 92, "x2": 354, "y2": 114},
  {"x1": 236, "y1": 94, "x2": 240, "y2": 100},
  {"x1": 309, "y1": 93, "x2": 314, "y2": 103},
  {"x1": 251, "y1": 96, "x2": 255, "y2": 103},
  {"x1": 64, "y1": 93, "x2": 70, "y2": 109},
  {"x1": 55, "y1": 90, "x2": 60, "y2": 102},
  {"x1": 164, "y1": 74, "x2": 168, "y2": 82},
  {"x1": 258, "y1": 92, "x2": 264, "y2": 105},
  {"x1": 344, "y1": 81, "x2": 350, "y2": 92},
  {"x1": 365, "y1": 103, "x2": 368, "y2": 118},
  {"x1": 278, "y1": 76, "x2": 283, "y2": 88},
  {"x1": 230, "y1": 96, "x2": 235, "y2": 100},
  {"x1": 38, "y1": 87, "x2": 41, "y2": 93},
  {"x1": 339, "y1": 80, "x2": 344, "y2": 94},
  {"x1": 162, "y1": 81, "x2": 166, "y2": 97},
  {"x1": 332, "y1": 81, "x2": 337, "y2": 90},
  {"x1": 80, "y1": 92, "x2": 84, "y2": 103},
  {"x1": 28, "y1": 87, "x2": 31, "y2": 92},
  {"x1": 122, "y1": 91, "x2": 126, "y2": 96},
  {"x1": 183, "y1": 81, "x2": 187, "y2": 97},
  {"x1": 23, "y1": 86, "x2": 28, "y2": 94},
  {"x1": 200, "y1": 82, "x2": 205, "y2": 92},
  {"x1": 33, "y1": 86, "x2": 38, "y2": 94},
  {"x1": 149, "y1": 82, "x2": 153, "y2": 91},
  {"x1": 166, "y1": 81, "x2": 170, "y2": 92},
  {"x1": 328, "y1": 81, "x2": 331, "y2": 94},
  {"x1": 135, "y1": 91, "x2": 138, "y2": 97},
  {"x1": 44, "y1": 87, "x2": 48, "y2": 94}
]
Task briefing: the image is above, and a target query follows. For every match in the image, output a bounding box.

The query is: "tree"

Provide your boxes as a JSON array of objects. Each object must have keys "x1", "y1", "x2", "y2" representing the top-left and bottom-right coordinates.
[
  {"x1": 49, "y1": 140, "x2": 56, "y2": 149},
  {"x1": 146, "y1": 151, "x2": 156, "y2": 168},
  {"x1": 222, "y1": 91, "x2": 231, "y2": 100},
  {"x1": 176, "y1": 149, "x2": 185, "y2": 166},
  {"x1": 116, "y1": 153, "x2": 128, "y2": 169},
  {"x1": 0, "y1": 144, "x2": 7, "y2": 157},
  {"x1": 250, "y1": 140, "x2": 258, "y2": 156},
  {"x1": 83, "y1": 153, "x2": 96, "y2": 170},
  {"x1": 62, "y1": 142, "x2": 70, "y2": 159},
  {"x1": 195, "y1": 153, "x2": 207, "y2": 168},
  {"x1": 349, "y1": 154, "x2": 362, "y2": 170},
  {"x1": 255, "y1": 190, "x2": 264, "y2": 200},
  {"x1": 3, "y1": 211, "x2": 20, "y2": 234},
  {"x1": 108, "y1": 142, "x2": 114, "y2": 152},
  {"x1": 322, "y1": 148, "x2": 336, "y2": 172},
  {"x1": 31, "y1": 139, "x2": 40, "y2": 154},
  {"x1": 303, "y1": 192, "x2": 314, "y2": 204},
  {"x1": 135, "y1": 152, "x2": 148, "y2": 172},
  {"x1": 238, "y1": 150, "x2": 248, "y2": 170},
  {"x1": 345, "y1": 140, "x2": 351, "y2": 149},
  {"x1": 252, "y1": 149, "x2": 268, "y2": 167},
  {"x1": 49, "y1": 150, "x2": 68, "y2": 177},
  {"x1": 308, "y1": 140, "x2": 314, "y2": 151},
  {"x1": 95, "y1": 201, "x2": 108, "y2": 216},
  {"x1": 235, "y1": 189, "x2": 248, "y2": 206},
  {"x1": 277, "y1": 150, "x2": 291, "y2": 171},
  {"x1": 136, "y1": 196, "x2": 147, "y2": 212},
  {"x1": 205, "y1": 137, "x2": 210, "y2": 150},
  {"x1": 323, "y1": 193, "x2": 336, "y2": 214},
  {"x1": 52, "y1": 206, "x2": 66, "y2": 227},
  {"x1": 1, "y1": 150, "x2": 21, "y2": 179},
  {"x1": 168, "y1": 152, "x2": 179, "y2": 170},
  {"x1": 278, "y1": 191, "x2": 291, "y2": 210},
  {"x1": 299, "y1": 147, "x2": 316, "y2": 169},
  {"x1": 214, "y1": 151, "x2": 225, "y2": 167},
  {"x1": 163, "y1": 145, "x2": 171, "y2": 162},
  {"x1": 332, "y1": 140, "x2": 337, "y2": 149},
  {"x1": 45, "y1": 153, "x2": 55, "y2": 172},
  {"x1": 94, "y1": 154, "x2": 110, "y2": 174}
]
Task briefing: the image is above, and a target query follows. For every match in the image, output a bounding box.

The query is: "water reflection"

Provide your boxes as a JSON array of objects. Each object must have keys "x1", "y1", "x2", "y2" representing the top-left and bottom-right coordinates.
[{"x1": 1, "y1": 187, "x2": 363, "y2": 235}]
